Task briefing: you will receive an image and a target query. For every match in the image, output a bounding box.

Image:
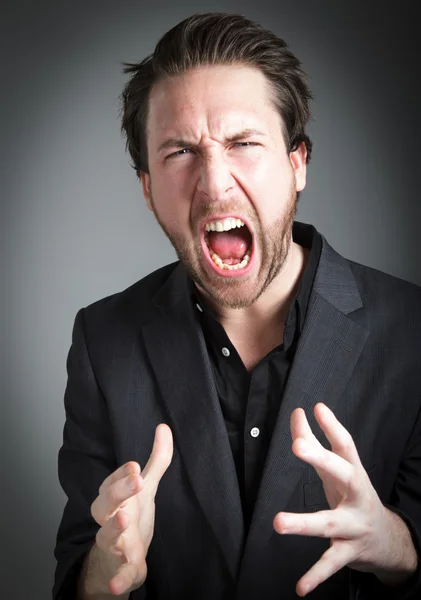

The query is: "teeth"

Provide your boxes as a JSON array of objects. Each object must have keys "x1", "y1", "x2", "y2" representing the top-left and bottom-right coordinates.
[
  {"x1": 210, "y1": 251, "x2": 250, "y2": 270},
  {"x1": 238, "y1": 255, "x2": 249, "y2": 269},
  {"x1": 205, "y1": 218, "x2": 246, "y2": 233},
  {"x1": 211, "y1": 252, "x2": 223, "y2": 268}
]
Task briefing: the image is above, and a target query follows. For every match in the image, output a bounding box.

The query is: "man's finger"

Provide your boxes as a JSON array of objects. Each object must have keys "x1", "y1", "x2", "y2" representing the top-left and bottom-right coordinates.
[
  {"x1": 95, "y1": 510, "x2": 130, "y2": 551},
  {"x1": 142, "y1": 423, "x2": 174, "y2": 486},
  {"x1": 292, "y1": 436, "x2": 355, "y2": 492},
  {"x1": 91, "y1": 474, "x2": 144, "y2": 525},
  {"x1": 290, "y1": 408, "x2": 315, "y2": 444},
  {"x1": 108, "y1": 561, "x2": 146, "y2": 596},
  {"x1": 99, "y1": 461, "x2": 141, "y2": 495},
  {"x1": 295, "y1": 539, "x2": 354, "y2": 597},
  {"x1": 314, "y1": 403, "x2": 362, "y2": 469},
  {"x1": 273, "y1": 507, "x2": 361, "y2": 539}
]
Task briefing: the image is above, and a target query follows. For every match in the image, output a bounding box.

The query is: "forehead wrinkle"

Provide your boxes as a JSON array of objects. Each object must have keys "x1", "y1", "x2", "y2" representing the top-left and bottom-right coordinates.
[
  {"x1": 157, "y1": 108, "x2": 269, "y2": 149},
  {"x1": 149, "y1": 73, "x2": 283, "y2": 156},
  {"x1": 157, "y1": 128, "x2": 267, "y2": 154}
]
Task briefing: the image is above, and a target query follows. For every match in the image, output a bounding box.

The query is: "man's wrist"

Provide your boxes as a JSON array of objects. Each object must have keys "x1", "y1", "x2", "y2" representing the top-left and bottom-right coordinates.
[{"x1": 371, "y1": 508, "x2": 418, "y2": 586}]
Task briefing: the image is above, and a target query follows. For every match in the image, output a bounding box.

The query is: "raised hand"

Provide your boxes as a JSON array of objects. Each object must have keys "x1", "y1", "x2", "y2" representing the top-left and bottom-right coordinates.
[
  {"x1": 85, "y1": 423, "x2": 173, "y2": 597},
  {"x1": 273, "y1": 403, "x2": 417, "y2": 597}
]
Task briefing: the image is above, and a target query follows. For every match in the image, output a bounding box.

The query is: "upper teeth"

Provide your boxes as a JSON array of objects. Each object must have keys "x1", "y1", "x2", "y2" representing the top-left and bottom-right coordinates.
[{"x1": 205, "y1": 218, "x2": 245, "y2": 232}]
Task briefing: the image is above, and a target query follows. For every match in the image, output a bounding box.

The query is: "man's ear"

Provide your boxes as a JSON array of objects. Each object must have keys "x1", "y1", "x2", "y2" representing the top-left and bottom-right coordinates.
[
  {"x1": 289, "y1": 142, "x2": 307, "y2": 192},
  {"x1": 140, "y1": 172, "x2": 153, "y2": 211}
]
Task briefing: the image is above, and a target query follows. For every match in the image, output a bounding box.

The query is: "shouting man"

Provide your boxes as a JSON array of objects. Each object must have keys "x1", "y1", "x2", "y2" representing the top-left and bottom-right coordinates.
[{"x1": 53, "y1": 12, "x2": 421, "y2": 600}]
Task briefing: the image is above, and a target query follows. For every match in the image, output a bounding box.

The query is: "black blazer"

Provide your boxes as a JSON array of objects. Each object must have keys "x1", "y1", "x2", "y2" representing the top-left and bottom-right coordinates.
[{"x1": 53, "y1": 224, "x2": 421, "y2": 599}]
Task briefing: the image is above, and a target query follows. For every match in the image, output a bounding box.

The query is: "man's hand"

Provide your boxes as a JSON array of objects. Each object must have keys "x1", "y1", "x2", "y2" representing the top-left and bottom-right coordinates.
[
  {"x1": 82, "y1": 423, "x2": 173, "y2": 598},
  {"x1": 273, "y1": 403, "x2": 418, "y2": 597}
]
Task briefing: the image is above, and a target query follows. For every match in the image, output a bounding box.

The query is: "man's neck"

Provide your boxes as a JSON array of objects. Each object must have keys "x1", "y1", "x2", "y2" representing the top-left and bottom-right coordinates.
[{"x1": 195, "y1": 241, "x2": 309, "y2": 371}]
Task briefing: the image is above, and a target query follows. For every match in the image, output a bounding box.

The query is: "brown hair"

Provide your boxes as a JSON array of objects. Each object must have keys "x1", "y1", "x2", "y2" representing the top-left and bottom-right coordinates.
[{"x1": 120, "y1": 12, "x2": 313, "y2": 176}]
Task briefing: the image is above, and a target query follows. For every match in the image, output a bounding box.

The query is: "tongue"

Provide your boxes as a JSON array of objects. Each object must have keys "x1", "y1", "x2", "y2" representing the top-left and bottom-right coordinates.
[{"x1": 208, "y1": 229, "x2": 251, "y2": 260}]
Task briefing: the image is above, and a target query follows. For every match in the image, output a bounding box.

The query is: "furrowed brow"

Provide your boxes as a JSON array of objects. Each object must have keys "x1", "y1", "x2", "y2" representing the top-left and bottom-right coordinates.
[
  {"x1": 225, "y1": 129, "x2": 266, "y2": 143},
  {"x1": 157, "y1": 138, "x2": 193, "y2": 153},
  {"x1": 157, "y1": 129, "x2": 266, "y2": 154}
]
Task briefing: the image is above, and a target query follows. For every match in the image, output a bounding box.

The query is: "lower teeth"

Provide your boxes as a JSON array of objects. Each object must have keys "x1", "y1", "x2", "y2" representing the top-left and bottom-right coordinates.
[{"x1": 211, "y1": 252, "x2": 250, "y2": 270}]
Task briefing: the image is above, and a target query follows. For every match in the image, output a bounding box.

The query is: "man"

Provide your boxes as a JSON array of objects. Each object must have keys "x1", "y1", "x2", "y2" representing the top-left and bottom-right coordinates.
[{"x1": 53, "y1": 12, "x2": 421, "y2": 600}]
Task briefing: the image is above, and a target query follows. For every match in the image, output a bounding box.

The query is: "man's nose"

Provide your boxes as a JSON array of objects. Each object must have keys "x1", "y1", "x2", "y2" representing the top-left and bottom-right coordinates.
[{"x1": 196, "y1": 155, "x2": 234, "y2": 201}]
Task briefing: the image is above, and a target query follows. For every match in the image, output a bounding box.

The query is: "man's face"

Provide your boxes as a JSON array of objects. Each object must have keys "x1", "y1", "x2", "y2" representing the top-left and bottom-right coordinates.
[{"x1": 141, "y1": 64, "x2": 307, "y2": 309}]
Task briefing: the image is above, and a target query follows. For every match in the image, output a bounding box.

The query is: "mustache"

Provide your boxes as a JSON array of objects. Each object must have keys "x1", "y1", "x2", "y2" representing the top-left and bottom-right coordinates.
[{"x1": 191, "y1": 202, "x2": 258, "y2": 227}]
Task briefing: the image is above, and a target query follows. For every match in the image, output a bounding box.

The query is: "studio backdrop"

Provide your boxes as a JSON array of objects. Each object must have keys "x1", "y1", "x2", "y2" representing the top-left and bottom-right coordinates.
[{"x1": 1, "y1": 1, "x2": 419, "y2": 598}]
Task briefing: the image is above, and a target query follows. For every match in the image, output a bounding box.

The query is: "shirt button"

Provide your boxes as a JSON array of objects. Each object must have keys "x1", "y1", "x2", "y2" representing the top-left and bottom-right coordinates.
[
  {"x1": 221, "y1": 347, "x2": 230, "y2": 357},
  {"x1": 196, "y1": 303, "x2": 203, "y2": 312},
  {"x1": 250, "y1": 427, "x2": 260, "y2": 438}
]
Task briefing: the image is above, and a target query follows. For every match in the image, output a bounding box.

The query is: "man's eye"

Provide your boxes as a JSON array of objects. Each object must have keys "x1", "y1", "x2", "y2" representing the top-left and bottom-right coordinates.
[
  {"x1": 168, "y1": 148, "x2": 192, "y2": 158},
  {"x1": 234, "y1": 142, "x2": 258, "y2": 148}
]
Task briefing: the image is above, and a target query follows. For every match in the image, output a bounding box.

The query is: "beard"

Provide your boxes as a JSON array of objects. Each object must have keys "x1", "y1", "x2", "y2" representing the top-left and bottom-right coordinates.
[{"x1": 148, "y1": 182, "x2": 298, "y2": 310}]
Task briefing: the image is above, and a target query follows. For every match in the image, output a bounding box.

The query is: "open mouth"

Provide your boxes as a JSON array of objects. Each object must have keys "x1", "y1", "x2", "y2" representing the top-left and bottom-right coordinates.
[{"x1": 202, "y1": 216, "x2": 254, "y2": 277}]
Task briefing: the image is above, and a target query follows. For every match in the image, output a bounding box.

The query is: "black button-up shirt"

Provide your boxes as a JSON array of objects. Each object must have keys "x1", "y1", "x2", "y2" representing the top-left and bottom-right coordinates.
[{"x1": 192, "y1": 222, "x2": 322, "y2": 530}]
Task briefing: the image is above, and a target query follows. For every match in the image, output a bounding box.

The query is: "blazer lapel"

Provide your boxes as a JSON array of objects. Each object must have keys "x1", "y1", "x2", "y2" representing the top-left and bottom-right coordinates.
[
  {"x1": 241, "y1": 237, "x2": 370, "y2": 564},
  {"x1": 141, "y1": 265, "x2": 245, "y2": 582}
]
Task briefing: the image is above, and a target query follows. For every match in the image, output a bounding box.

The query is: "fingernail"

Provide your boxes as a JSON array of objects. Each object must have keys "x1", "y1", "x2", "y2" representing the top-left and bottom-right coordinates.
[{"x1": 128, "y1": 475, "x2": 137, "y2": 490}]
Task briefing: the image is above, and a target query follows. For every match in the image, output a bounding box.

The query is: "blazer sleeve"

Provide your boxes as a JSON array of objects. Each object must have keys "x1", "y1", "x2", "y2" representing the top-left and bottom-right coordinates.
[
  {"x1": 351, "y1": 404, "x2": 421, "y2": 599},
  {"x1": 52, "y1": 308, "x2": 148, "y2": 599}
]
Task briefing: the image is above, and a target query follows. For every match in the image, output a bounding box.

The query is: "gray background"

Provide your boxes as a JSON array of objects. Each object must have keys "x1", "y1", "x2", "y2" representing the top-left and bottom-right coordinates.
[{"x1": 2, "y1": 1, "x2": 420, "y2": 598}]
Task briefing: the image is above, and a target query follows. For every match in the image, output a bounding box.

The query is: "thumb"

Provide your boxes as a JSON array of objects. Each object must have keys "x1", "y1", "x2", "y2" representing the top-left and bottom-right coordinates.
[{"x1": 142, "y1": 424, "x2": 173, "y2": 487}]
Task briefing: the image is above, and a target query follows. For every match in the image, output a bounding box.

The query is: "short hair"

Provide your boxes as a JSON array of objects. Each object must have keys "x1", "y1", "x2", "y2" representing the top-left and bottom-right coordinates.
[{"x1": 120, "y1": 12, "x2": 313, "y2": 176}]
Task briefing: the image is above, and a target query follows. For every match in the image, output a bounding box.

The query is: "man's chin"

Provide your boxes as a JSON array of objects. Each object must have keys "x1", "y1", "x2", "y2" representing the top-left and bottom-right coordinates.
[{"x1": 193, "y1": 275, "x2": 265, "y2": 311}]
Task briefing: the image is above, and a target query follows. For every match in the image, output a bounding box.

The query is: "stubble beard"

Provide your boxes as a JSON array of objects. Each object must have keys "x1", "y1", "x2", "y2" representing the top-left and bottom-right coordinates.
[{"x1": 148, "y1": 185, "x2": 298, "y2": 310}]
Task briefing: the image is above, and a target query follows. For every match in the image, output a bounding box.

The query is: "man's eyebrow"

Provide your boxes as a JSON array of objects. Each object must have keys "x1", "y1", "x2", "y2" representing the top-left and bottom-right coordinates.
[
  {"x1": 157, "y1": 129, "x2": 266, "y2": 153},
  {"x1": 157, "y1": 138, "x2": 193, "y2": 153},
  {"x1": 225, "y1": 129, "x2": 266, "y2": 143}
]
